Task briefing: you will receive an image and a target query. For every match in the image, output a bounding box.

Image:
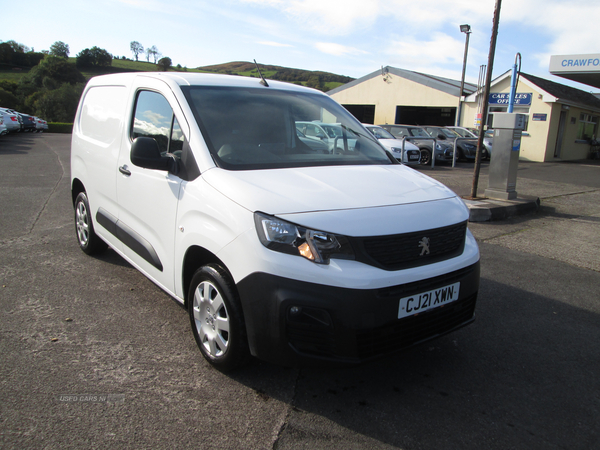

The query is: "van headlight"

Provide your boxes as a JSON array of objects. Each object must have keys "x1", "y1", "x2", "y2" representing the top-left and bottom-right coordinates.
[{"x1": 254, "y1": 212, "x2": 354, "y2": 264}]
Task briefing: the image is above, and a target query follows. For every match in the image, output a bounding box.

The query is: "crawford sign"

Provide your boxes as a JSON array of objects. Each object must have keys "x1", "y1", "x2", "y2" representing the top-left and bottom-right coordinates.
[
  {"x1": 489, "y1": 93, "x2": 532, "y2": 106},
  {"x1": 550, "y1": 54, "x2": 600, "y2": 73}
]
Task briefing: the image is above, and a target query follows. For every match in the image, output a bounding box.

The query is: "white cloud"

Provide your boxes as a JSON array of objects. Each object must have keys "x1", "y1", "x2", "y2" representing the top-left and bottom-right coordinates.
[
  {"x1": 316, "y1": 43, "x2": 367, "y2": 57},
  {"x1": 258, "y1": 41, "x2": 293, "y2": 48},
  {"x1": 386, "y1": 32, "x2": 472, "y2": 66},
  {"x1": 241, "y1": 0, "x2": 381, "y2": 35},
  {"x1": 142, "y1": 110, "x2": 170, "y2": 127},
  {"x1": 505, "y1": 0, "x2": 600, "y2": 70},
  {"x1": 133, "y1": 118, "x2": 169, "y2": 138}
]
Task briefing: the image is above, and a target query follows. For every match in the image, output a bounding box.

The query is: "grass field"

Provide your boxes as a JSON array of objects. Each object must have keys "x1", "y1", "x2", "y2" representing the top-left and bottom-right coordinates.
[{"x1": 0, "y1": 68, "x2": 29, "y2": 82}]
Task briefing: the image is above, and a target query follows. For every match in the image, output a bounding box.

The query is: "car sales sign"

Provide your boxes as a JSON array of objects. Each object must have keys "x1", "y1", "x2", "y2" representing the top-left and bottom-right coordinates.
[{"x1": 489, "y1": 93, "x2": 532, "y2": 106}]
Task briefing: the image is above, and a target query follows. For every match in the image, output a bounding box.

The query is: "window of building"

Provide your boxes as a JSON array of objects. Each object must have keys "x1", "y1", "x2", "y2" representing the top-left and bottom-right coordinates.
[{"x1": 577, "y1": 113, "x2": 598, "y2": 141}]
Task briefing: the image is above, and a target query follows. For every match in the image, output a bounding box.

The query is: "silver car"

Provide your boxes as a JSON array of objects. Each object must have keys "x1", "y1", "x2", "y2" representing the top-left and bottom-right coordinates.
[
  {"x1": 379, "y1": 124, "x2": 454, "y2": 165},
  {"x1": 363, "y1": 124, "x2": 421, "y2": 165}
]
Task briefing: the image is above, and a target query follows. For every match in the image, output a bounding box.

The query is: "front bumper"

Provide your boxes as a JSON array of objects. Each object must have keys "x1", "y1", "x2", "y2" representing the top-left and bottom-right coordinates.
[
  {"x1": 433, "y1": 146, "x2": 454, "y2": 162},
  {"x1": 237, "y1": 261, "x2": 480, "y2": 367}
]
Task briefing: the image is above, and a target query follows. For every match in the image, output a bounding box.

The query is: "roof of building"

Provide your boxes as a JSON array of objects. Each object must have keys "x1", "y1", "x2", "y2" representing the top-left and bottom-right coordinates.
[
  {"x1": 519, "y1": 72, "x2": 600, "y2": 110},
  {"x1": 327, "y1": 66, "x2": 478, "y2": 98}
]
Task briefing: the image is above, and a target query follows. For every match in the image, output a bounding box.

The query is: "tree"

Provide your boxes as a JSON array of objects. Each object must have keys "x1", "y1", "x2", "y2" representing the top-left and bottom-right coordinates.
[
  {"x1": 25, "y1": 56, "x2": 86, "y2": 87},
  {"x1": 34, "y1": 82, "x2": 85, "y2": 122},
  {"x1": 0, "y1": 42, "x2": 44, "y2": 67},
  {"x1": 146, "y1": 45, "x2": 160, "y2": 64},
  {"x1": 90, "y1": 46, "x2": 112, "y2": 67},
  {"x1": 49, "y1": 41, "x2": 70, "y2": 58},
  {"x1": 3, "y1": 40, "x2": 29, "y2": 53},
  {"x1": 76, "y1": 47, "x2": 112, "y2": 68},
  {"x1": 157, "y1": 57, "x2": 172, "y2": 71},
  {"x1": 0, "y1": 88, "x2": 18, "y2": 110},
  {"x1": 130, "y1": 41, "x2": 143, "y2": 61}
]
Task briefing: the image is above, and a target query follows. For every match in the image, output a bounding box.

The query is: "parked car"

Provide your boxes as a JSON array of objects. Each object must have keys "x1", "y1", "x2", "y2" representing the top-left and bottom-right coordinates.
[
  {"x1": 18, "y1": 113, "x2": 37, "y2": 132},
  {"x1": 295, "y1": 121, "x2": 357, "y2": 153},
  {"x1": 0, "y1": 108, "x2": 22, "y2": 132},
  {"x1": 379, "y1": 124, "x2": 454, "y2": 165},
  {"x1": 422, "y1": 126, "x2": 483, "y2": 161},
  {"x1": 296, "y1": 128, "x2": 329, "y2": 153},
  {"x1": 0, "y1": 116, "x2": 7, "y2": 136},
  {"x1": 33, "y1": 116, "x2": 44, "y2": 132},
  {"x1": 71, "y1": 72, "x2": 480, "y2": 371},
  {"x1": 446, "y1": 126, "x2": 492, "y2": 159},
  {"x1": 363, "y1": 124, "x2": 420, "y2": 165}
]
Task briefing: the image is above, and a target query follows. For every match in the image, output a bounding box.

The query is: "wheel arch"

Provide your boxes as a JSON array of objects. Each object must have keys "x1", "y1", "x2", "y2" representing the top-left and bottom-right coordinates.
[
  {"x1": 182, "y1": 245, "x2": 232, "y2": 307},
  {"x1": 71, "y1": 178, "x2": 86, "y2": 206}
]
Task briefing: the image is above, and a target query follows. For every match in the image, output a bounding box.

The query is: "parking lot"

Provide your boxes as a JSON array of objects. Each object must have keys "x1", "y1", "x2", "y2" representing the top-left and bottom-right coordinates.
[{"x1": 1, "y1": 133, "x2": 599, "y2": 449}]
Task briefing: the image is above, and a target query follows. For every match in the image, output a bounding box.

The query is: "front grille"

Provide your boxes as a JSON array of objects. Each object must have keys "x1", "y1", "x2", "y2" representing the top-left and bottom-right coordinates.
[
  {"x1": 356, "y1": 293, "x2": 477, "y2": 360},
  {"x1": 351, "y1": 221, "x2": 467, "y2": 270},
  {"x1": 377, "y1": 264, "x2": 476, "y2": 299}
]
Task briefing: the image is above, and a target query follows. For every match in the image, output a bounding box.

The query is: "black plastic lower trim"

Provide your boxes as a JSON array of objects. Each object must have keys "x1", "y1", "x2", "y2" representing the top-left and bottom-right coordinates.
[
  {"x1": 236, "y1": 261, "x2": 480, "y2": 367},
  {"x1": 96, "y1": 208, "x2": 163, "y2": 272}
]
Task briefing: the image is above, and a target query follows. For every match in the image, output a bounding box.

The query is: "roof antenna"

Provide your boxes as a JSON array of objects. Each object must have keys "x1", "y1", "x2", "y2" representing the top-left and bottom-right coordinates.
[{"x1": 253, "y1": 59, "x2": 269, "y2": 87}]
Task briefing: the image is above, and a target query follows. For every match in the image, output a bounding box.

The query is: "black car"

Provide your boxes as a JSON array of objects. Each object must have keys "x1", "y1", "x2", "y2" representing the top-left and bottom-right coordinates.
[
  {"x1": 18, "y1": 114, "x2": 37, "y2": 132},
  {"x1": 423, "y1": 126, "x2": 485, "y2": 161}
]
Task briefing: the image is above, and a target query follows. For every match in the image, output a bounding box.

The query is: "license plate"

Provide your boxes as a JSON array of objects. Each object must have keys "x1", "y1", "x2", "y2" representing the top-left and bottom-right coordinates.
[
  {"x1": 409, "y1": 154, "x2": 419, "y2": 160},
  {"x1": 398, "y1": 282, "x2": 460, "y2": 319}
]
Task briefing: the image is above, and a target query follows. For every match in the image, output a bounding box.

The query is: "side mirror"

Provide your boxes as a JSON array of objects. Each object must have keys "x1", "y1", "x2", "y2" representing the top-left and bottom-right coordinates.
[
  {"x1": 437, "y1": 134, "x2": 447, "y2": 140},
  {"x1": 130, "y1": 137, "x2": 174, "y2": 172}
]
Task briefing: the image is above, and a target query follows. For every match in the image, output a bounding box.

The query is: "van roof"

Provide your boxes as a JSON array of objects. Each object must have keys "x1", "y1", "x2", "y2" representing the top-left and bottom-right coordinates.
[{"x1": 86, "y1": 71, "x2": 322, "y2": 94}]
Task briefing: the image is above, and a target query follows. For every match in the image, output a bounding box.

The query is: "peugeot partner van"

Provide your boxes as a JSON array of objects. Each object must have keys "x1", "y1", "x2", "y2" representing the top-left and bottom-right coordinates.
[{"x1": 71, "y1": 72, "x2": 480, "y2": 371}]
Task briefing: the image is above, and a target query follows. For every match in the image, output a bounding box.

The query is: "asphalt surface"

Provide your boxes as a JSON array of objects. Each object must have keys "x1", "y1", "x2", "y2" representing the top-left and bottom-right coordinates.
[{"x1": 1, "y1": 133, "x2": 599, "y2": 449}]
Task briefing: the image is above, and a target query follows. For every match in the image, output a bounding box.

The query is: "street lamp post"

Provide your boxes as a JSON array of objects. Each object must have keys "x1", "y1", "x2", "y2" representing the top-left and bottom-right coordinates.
[{"x1": 456, "y1": 24, "x2": 471, "y2": 127}]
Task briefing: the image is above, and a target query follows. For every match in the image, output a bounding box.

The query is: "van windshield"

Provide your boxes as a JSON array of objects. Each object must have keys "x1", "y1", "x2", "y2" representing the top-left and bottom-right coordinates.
[{"x1": 181, "y1": 86, "x2": 392, "y2": 170}]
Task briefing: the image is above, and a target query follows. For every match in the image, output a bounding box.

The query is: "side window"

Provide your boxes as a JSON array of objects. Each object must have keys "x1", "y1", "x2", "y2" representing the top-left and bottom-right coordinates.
[{"x1": 132, "y1": 90, "x2": 183, "y2": 156}]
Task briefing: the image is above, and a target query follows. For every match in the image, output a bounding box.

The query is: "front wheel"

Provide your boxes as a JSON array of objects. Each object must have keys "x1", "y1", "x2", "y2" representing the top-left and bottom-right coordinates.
[
  {"x1": 74, "y1": 192, "x2": 108, "y2": 255},
  {"x1": 419, "y1": 149, "x2": 431, "y2": 165},
  {"x1": 188, "y1": 264, "x2": 251, "y2": 371}
]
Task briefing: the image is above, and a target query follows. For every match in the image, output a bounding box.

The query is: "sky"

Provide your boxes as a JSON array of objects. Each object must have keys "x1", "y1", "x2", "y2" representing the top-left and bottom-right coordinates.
[{"x1": 4, "y1": 0, "x2": 599, "y2": 92}]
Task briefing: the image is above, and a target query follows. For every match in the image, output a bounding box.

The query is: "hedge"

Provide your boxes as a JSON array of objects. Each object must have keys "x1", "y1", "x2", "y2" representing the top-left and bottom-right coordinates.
[{"x1": 47, "y1": 123, "x2": 73, "y2": 133}]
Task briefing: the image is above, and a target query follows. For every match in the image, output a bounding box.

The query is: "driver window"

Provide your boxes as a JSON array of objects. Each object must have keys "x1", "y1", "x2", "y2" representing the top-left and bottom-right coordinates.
[{"x1": 132, "y1": 90, "x2": 181, "y2": 155}]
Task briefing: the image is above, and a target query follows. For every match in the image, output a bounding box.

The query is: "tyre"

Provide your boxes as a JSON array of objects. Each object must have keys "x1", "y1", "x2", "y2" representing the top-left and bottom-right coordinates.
[
  {"x1": 419, "y1": 148, "x2": 431, "y2": 165},
  {"x1": 74, "y1": 192, "x2": 108, "y2": 255},
  {"x1": 188, "y1": 264, "x2": 251, "y2": 371}
]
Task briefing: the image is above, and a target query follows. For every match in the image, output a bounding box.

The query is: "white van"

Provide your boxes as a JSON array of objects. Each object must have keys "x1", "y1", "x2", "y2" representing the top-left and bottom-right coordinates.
[{"x1": 71, "y1": 72, "x2": 480, "y2": 371}]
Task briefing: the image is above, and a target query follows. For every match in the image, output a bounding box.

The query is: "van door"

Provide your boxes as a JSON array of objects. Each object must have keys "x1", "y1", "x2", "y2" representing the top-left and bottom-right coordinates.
[
  {"x1": 74, "y1": 84, "x2": 128, "y2": 253},
  {"x1": 115, "y1": 78, "x2": 188, "y2": 294}
]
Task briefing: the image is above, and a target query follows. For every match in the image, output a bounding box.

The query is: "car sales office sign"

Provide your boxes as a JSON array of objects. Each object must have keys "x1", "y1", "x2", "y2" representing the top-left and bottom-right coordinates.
[{"x1": 488, "y1": 93, "x2": 532, "y2": 106}]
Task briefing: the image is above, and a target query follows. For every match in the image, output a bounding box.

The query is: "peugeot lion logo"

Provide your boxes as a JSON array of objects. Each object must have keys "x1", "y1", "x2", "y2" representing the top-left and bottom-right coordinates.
[{"x1": 419, "y1": 237, "x2": 430, "y2": 256}]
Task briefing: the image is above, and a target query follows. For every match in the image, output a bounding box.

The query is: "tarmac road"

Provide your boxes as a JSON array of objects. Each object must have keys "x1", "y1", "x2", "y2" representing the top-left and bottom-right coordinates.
[{"x1": 1, "y1": 133, "x2": 599, "y2": 449}]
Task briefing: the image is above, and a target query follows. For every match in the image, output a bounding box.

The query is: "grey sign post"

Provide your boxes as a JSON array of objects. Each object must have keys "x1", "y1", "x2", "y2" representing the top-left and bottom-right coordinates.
[{"x1": 484, "y1": 113, "x2": 527, "y2": 200}]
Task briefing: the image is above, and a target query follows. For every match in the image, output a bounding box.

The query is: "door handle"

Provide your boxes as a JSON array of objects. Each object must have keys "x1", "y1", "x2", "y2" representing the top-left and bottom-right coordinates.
[{"x1": 119, "y1": 165, "x2": 131, "y2": 176}]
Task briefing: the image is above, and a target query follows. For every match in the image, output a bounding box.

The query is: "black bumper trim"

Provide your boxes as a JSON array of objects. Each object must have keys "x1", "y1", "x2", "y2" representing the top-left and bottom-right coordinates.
[{"x1": 236, "y1": 261, "x2": 480, "y2": 367}]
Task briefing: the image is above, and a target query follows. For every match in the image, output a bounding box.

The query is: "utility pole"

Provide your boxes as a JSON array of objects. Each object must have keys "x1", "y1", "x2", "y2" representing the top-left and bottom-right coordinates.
[{"x1": 471, "y1": 0, "x2": 502, "y2": 199}]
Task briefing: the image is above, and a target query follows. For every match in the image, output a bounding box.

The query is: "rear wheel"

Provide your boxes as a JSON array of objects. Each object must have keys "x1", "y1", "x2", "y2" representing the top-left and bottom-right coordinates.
[
  {"x1": 419, "y1": 148, "x2": 431, "y2": 165},
  {"x1": 188, "y1": 264, "x2": 251, "y2": 371},
  {"x1": 74, "y1": 192, "x2": 108, "y2": 255}
]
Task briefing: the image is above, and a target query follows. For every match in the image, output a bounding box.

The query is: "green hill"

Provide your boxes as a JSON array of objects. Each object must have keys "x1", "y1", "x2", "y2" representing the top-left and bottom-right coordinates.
[
  {"x1": 0, "y1": 58, "x2": 353, "y2": 92},
  {"x1": 197, "y1": 61, "x2": 354, "y2": 91}
]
